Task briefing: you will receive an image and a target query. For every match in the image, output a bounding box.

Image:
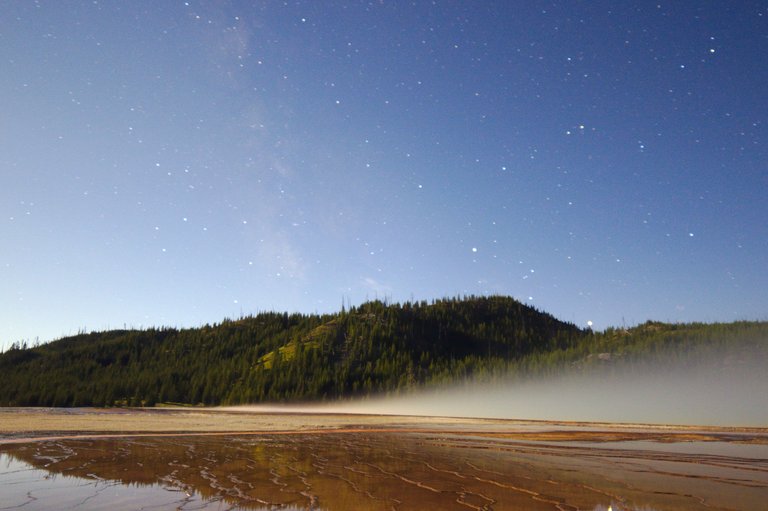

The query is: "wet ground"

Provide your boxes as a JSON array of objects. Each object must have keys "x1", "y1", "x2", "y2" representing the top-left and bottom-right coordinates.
[{"x1": 1, "y1": 410, "x2": 766, "y2": 510}]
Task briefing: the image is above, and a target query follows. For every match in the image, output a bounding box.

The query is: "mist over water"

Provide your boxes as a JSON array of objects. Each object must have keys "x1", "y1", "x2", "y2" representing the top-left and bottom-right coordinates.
[
  {"x1": 245, "y1": 347, "x2": 768, "y2": 427},
  {"x1": 350, "y1": 340, "x2": 768, "y2": 427},
  {"x1": 342, "y1": 362, "x2": 768, "y2": 426}
]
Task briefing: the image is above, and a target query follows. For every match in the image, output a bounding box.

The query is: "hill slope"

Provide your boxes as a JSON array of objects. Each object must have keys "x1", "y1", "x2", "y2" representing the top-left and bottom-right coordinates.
[
  {"x1": 2, "y1": 296, "x2": 766, "y2": 408},
  {"x1": 0, "y1": 296, "x2": 581, "y2": 406}
]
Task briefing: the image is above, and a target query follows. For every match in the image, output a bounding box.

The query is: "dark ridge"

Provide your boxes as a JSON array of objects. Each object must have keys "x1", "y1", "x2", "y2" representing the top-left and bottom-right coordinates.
[{"x1": 1, "y1": 295, "x2": 765, "y2": 407}]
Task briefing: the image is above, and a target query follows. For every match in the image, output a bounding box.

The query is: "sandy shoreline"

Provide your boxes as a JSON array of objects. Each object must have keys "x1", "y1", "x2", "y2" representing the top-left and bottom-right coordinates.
[
  {"x1": 0, "y1": 407, "x2": 489, "y2": 436},
  {"x1": 1, "y1": 407, "x2": 766, "y2": 445}
]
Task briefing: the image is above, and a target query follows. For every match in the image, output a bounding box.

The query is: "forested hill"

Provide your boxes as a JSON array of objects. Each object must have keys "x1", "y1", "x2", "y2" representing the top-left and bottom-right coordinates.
[
  {"x1": 2, "y1": 296, "x2": 766, "y2": 408},
  {"x1": 0, "y1": 296, "x2": 581, "y2": 406}
]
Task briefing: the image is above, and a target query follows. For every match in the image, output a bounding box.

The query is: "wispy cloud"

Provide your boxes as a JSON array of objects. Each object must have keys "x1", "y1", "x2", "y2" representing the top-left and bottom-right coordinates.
[{"x1": 361, "y1": 277, "x2": 392, "y2": 296}]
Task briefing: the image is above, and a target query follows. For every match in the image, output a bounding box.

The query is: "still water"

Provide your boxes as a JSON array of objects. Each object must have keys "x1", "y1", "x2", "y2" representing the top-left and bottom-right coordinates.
[{"x1": 1, "y1": 431, "x2": 767, "y2": 510}]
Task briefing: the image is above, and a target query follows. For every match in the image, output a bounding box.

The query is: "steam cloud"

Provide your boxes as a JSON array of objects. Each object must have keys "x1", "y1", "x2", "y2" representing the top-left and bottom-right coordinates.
[{"x1": 241, "y1": 345, "x2": 768, "y2": 427}]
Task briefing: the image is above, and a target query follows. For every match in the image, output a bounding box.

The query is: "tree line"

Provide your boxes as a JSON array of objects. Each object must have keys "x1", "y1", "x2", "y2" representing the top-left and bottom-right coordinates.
[{"x1": 1, "y1": 295, "x2": 765, "y2": 407}]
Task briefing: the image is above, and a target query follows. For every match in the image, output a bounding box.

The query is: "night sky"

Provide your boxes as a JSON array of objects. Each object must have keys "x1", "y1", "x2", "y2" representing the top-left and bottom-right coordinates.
[{"x1": 2, "y1": 1, "x2": 767, "y2": 350}]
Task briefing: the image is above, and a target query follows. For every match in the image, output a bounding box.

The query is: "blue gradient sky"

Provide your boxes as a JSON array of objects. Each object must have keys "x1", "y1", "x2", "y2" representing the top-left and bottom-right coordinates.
[{"x1": 2, "y1": 1, "x2": 767, "y2": 349}]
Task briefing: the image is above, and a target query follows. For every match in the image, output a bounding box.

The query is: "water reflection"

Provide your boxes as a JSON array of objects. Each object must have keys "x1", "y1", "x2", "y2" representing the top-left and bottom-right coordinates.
[{"x1": 2, "y1": 432, "x2": 766, "y2": 510}]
